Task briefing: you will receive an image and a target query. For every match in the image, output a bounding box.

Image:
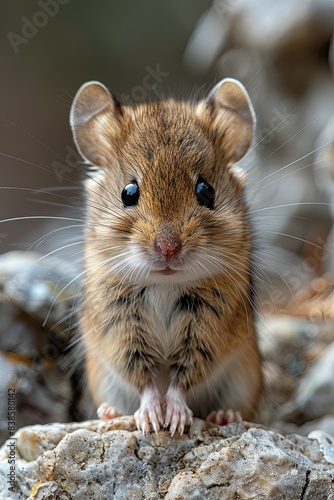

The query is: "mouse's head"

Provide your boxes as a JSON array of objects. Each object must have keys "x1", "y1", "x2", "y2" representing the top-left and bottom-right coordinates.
[{"x1": 70, "y1": 79, "x2": 255, "y2": 286}]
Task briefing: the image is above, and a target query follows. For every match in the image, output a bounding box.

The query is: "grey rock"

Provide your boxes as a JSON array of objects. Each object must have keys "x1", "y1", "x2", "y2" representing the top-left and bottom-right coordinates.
[
  {"x1": 29, "y1": 481, "x2": 71, "y2": 499},
  {"x1": 0, "y1": 251, "x2": 89, "y2": 446},
  {"x1": 308, "y1": 430, "x2": 334, "y2": 466},
  {"x1": 271, "y1": 416, "x2": 334, "y2": 439},
  {"x1": 295, "y1": 340, "x2": 334, "y2": 417},
  {"x1": 0, "y1": 418, "x2": 334, "y2": 499},
  {"x1": 278, "y1": 341, "x2": 334, "y2": 425}
]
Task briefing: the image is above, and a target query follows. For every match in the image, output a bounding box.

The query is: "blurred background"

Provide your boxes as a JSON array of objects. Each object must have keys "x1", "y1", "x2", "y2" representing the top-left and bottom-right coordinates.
[{"x1": 0, "y1": 0, "x2": 334, "y2": 441}]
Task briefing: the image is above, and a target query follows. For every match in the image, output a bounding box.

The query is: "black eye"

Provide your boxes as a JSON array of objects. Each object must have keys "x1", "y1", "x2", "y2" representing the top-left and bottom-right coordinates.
[
  {"x1": 121, "y1": 181, "x2": 140, "y2": 207},
  {"x1": 195, "y1": 177, "x2": 215, "y2": 209}
]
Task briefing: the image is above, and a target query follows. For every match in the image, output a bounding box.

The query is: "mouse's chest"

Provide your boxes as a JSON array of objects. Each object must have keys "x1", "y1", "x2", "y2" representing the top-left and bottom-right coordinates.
[{"x1": 144, "y1": 286, "x2": 181, "y2": 350}]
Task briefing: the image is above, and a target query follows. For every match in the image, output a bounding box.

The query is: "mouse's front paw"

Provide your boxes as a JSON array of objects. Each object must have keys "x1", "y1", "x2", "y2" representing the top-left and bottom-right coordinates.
[
  {"x1": 135, "y1": 386, "x2": 163, "y2": 435},
  {"x1": 206, "y1": 409, "x2": 242, "y2": 425},
  {"x1": 97, "y1": 402, "x2": 123, "y2": 420},
  {"x1": 162, "y1": 387, "x2": 193, "y2": 436}
]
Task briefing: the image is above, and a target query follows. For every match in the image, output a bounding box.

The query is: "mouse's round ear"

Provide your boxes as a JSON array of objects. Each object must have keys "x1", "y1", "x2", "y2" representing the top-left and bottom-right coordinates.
[
  {"x1": 201, "y1": 78, "x2": 256, "y2": 165},
  {"x1": 70, "y1": 81, "x2": 122, "y2": 167}
]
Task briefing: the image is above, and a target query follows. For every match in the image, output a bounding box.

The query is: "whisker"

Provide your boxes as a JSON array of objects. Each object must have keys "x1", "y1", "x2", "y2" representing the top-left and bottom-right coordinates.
[
  {"x1": 248, "y1": 201, "x2": 332, "y2": 216},
  {"x1": 0, "y1": 215, "x2": 84, "y2": 225}
]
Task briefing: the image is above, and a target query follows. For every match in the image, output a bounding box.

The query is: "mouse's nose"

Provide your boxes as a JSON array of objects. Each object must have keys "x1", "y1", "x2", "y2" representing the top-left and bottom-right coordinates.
[{"x1": 156, "y1": 237, "x2": 181, "y2": 257}]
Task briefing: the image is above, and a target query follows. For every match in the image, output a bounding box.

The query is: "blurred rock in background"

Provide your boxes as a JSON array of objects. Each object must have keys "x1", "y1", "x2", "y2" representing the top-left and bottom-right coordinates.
[{"x1": 0, "y1": 252, "x2": 90, "y2": 446}]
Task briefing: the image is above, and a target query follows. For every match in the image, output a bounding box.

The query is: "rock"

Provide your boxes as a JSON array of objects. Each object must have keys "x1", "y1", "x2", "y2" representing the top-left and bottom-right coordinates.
[
  {"x1": 283, "y1": 273, "x2": 334, "y2": 321},
  {"x1": 29, "y1": 481, "x2": 71, "y2": 500},
  {"x1": 300, "y1": 417, "x2": 334, "y2": 438},
  {"x1": 0, "y1": 251, "x2": 79, "y2": 330},
  {"x1": 1, "y1": 418, "x2": 334, "y2": 499},
  {"x1": 270, "y1": 415, "x2": 334, "y2": 439},
  {"x1": 258, "y1": 313, "x2": 334, "y2": 428},
  {"x1": 308, "y1": 430, "x2": 334, "y2": 465},
  {"x1": 0, "y1": 251, "x2": 89, "y2": 446},
  {"x1": 277, "y1": 340, "x2": 334, "y2": 425}
]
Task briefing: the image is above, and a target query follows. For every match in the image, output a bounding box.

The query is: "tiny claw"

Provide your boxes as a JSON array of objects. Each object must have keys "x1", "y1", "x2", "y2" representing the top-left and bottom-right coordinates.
[
  {"x1": 142, "y1": 422, "x2": 149, "y2": 436},
  {"x1": 134, "y1": 386, "x2": 163, "y2": 434},
  {"x1": 169, "y1": 418, "x2": 177, "y2": 438},
  {"x1": 164, "y1": 406, "x2": 172, "y2": 429},
  {"x1": 177, "y1": 413, "x2": 186, "y2": 436},
  {"x1": 162, "y1": 386, "x2": 193, "y2": 436},
  {"x1": 135, "y1": 411, "x2": 151, "y2": 435},
  {"x1": 234, "y1": 411, "x2": 243, "y2": 423},
  {"x1": 225, "y1": 409, "x2": 234, "y2": 424},
  {"x1": 150, "y1": 408, "x2": 163, "y2": 434},
  {"x1": 206, "y1": 410, "x2": 216, "y2": 423}
]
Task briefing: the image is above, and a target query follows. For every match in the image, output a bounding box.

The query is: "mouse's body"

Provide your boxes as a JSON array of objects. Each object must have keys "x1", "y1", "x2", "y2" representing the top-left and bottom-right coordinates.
[{"x1": 70, "y1": 79, "x2": 262, "y2": 434}]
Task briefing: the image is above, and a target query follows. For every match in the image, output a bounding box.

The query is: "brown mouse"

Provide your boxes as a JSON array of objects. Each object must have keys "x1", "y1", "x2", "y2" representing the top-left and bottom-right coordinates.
[{"x1": 70, "y1": 78, "x2": 262, "y2": 435}]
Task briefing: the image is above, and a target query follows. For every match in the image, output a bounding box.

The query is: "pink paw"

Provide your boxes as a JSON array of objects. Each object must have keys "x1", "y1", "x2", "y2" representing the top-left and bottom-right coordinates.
[
  {"x1": 206, "y1": 409, "x2": 242, "y2": 426},
  {"x1": 97, "y1": 402, "x2": 123, "y2": 420},
  {"x1": 134, "y1": 386, "x2": 163, "y2": 435},
  {"x1": 162, "y1": 387, "x2": 193, "y2": 436}
]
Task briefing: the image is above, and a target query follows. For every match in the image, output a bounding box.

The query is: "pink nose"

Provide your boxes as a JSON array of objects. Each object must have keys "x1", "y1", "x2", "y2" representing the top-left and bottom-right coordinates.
[{"x1": 156, "y1": 238, "x2": 181, "y2": 257}]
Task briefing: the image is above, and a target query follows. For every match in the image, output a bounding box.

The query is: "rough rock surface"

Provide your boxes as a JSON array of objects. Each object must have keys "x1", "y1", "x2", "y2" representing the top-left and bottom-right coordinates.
[
  {"x1": 0, "y1": 251, "x2": 89, "y2": 446},
  {"x1": 1, "y1": 418, "x2": 334, "y2": 499}
]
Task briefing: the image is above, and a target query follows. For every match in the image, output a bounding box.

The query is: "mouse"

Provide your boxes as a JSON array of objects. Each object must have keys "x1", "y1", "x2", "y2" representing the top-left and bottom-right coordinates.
[{"x1": 69, "y1": 77, "x2": 263, "y2": 435}]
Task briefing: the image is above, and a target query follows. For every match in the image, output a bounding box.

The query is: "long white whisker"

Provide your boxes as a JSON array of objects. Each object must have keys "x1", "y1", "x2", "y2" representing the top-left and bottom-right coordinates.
[{"x1": 248, "y1": 201, "x2": 332, "y2": 215}]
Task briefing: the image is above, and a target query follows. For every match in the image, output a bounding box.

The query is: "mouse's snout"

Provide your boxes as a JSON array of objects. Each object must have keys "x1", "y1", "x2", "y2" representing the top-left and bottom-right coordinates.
[
  {"x1": 154, "y1": 223, "x2": 182, "y2": 259},
  {"x1": 155, "y1": 235, "x2": 181, "y2": 258}
]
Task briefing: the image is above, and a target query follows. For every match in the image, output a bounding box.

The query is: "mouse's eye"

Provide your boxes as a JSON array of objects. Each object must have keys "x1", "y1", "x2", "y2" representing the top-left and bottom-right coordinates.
[
  {"x1": 121, "y1": 181, "x2": 140, "y2": 207},
  {"x1": 195, "y1": 177, "x2": 215, "y2": 209}
]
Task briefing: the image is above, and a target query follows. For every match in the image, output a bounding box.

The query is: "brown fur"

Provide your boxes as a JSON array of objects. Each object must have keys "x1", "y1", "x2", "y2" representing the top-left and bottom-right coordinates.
[{"x1": 70, "y1": 79, "x2": 262, "y2": 431}]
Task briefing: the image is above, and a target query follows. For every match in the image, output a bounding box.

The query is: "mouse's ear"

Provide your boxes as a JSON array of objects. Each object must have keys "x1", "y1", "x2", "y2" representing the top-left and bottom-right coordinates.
[
  {"x1": 202, "y1": 78, "x2": 256, "y2": 165},
  {"x1": 70, "y1": 81, "x2": 122, "y2": 167}
]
